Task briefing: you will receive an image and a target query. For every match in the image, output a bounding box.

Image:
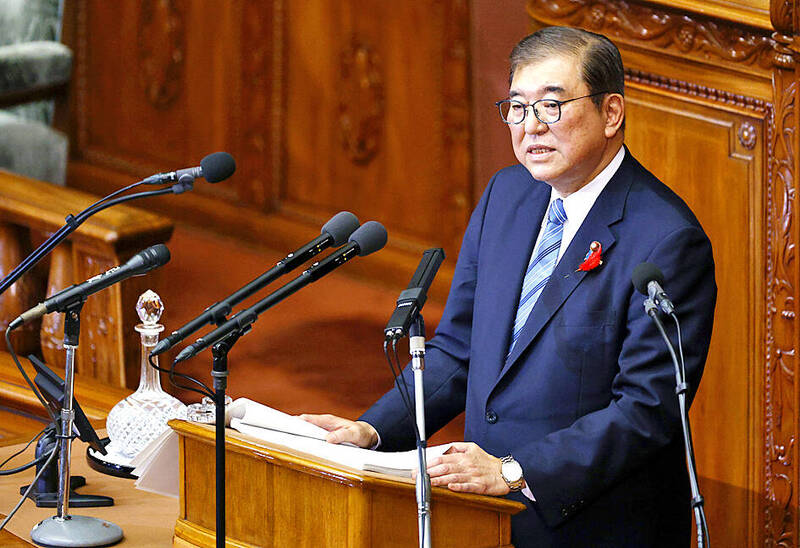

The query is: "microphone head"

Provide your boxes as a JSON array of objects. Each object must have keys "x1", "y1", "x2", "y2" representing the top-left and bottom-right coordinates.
[
  {"x1": 350, "y1": 221, "x2": 388, "y2": 256},
  {"x1": 631, "y1": 262, "x2": 664, "y2": 295},
  {"x1": 321, "y1": 211, "x2": 360, "y2": 246},
  {"x1": 200, "y1": 152, "x2": 236, "y2": 183},
  {"x1": 134, "y1": 244, "x2": 171, "y2": 274}
]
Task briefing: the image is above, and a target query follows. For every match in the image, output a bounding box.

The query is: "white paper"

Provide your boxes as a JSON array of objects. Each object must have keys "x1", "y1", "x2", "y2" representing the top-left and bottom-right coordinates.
[
  {"x1": 133, "y1": 428, "x2": 180, "y2": 498},
  {"x1": 226, "y1": 397, "x2": 329, "y2": 440},
  {"x1": 231, "y1": 417, "x2": 451, "y2": 478}
]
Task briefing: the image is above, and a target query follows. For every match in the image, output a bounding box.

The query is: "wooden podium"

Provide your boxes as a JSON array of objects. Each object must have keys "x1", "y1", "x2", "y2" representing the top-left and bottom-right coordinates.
[{"x1": 170, "y1": 420, "x2": 525, "y2": 547}]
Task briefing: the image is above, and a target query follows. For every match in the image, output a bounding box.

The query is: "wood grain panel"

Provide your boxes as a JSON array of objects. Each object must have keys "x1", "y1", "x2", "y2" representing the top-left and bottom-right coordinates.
[
  {"x1": 283, "y1": 1, "x2": 472, "y2": 254},
  {"x1": 625, "y1": 83, "x2": 765, "y2": 545},
  {"x1": 62, "y1": 0, "x2": 471, "y2": 300},
  {"x1": 173, "y1": 420, "x2": 523, "y2": 547}
]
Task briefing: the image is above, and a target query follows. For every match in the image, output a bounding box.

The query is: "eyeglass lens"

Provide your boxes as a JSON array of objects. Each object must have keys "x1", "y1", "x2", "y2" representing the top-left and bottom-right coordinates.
[{"x1": 499, "y1": 99, "x2": 561, "y2": 124}]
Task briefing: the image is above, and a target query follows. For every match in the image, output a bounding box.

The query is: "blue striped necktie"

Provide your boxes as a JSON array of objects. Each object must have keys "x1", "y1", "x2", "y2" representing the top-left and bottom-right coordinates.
[{"x1": 508, "y1": 198, "x2": 567, "y2": 356}]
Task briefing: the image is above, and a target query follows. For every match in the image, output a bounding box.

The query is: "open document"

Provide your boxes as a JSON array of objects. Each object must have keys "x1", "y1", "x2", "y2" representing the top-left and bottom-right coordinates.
[
  {"x1": 133, "y1": 398, "x2": 453, "y2": 497},
  {"x1": 227, "y1": 398, "x2": 452, "y2": 477}
]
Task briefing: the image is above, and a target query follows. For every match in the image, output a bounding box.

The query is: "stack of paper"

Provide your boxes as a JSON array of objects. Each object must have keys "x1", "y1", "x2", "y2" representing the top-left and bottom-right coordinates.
[
  {"x1": 133, "y1": 398, "x2": 452, "y2": 498},
  {"x1": 227, "y1": 398, "x2": 452, "y2": 477},
  {"x1": 131, "y1": 427, "x2": 179, "y2": 498}
]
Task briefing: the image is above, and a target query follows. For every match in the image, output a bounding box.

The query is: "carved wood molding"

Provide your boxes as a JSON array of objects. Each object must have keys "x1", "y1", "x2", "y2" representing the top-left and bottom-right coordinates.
[
  {"x1": 338, "y1": 36, "x2": 385, "y2": 165},
  {"x1": 528, "y1": 0, "x2": 776, "y2": 71},
  {"x1": 765, "y1": 68, "x2": 797, "y2": 547},
  {"x1": 137, "y1": 0, "x2": 186, "y2": 110},
  {"x1": 770, "y1": 0, "x2": 794, "y2": 34},
  {"x1": 625, "y1": 68, "x2": 769, "y2": 112},
  {"x1": 239, "y1": 0, "x2": 276, "y2": 210},
  {"x1": 442, "y1": 0, "x2": 473, "y2": 236}
]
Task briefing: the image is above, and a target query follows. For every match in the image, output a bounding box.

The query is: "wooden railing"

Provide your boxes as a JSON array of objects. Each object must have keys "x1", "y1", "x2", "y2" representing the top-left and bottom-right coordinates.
[{"x1": 0, "y1": 169, "x2": 172, "y2": 401}]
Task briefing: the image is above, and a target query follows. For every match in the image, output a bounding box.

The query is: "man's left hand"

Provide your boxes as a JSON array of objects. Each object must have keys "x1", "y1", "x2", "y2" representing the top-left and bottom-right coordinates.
[{"x1": 423, "y1": 442, "x2": 517, "y2": 495}]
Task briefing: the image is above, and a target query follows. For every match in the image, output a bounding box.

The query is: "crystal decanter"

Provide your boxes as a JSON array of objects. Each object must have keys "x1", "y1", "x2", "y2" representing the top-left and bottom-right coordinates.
[{"x1": 105, "y1": 290, "x2": 187, "y2": 463}]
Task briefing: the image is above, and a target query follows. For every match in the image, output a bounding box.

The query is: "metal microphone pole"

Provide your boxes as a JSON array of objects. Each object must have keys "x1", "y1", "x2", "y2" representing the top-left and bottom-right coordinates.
[
  {"x1": 211, "y1": 333, "x2": 239, "y2": 548},
  {"x1": 642, "y1": 298, "x2": 709, "y2": 548},
  {"x1": 30, "y1": 303, "x2": 123, "y2": 547},
  {"x1": 409, "y1": 316, "x2": 432, "y2": 548}
]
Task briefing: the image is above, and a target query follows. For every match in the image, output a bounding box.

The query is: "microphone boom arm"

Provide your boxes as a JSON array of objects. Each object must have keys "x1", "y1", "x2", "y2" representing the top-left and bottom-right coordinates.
[{"x1": 0, "y1": 186, "x2": 177, "y2": 297}]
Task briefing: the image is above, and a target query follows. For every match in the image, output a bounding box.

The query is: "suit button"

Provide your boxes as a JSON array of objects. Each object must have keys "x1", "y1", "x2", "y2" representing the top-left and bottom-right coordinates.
[
  {"x1": 561, "y1": 508, "x2": 569, "y2": 518},
  {"x1": 485, "y1": 410, "x2": 498, "y2": 424}
]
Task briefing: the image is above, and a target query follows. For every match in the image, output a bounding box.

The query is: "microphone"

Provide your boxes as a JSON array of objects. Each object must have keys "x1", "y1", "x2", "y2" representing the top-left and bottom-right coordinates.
[
  {"x1": 173, "y1": 221, "x2": 387, "y2": 363},
  {"x1": 142, "y1": 152, "x2": 236, "y2": 185},
  {"x1": 150, "y1": 211, "x2": 360, "y2": 357},
  {"x1": 631, "y1": 262, "x2": 675, "y2": 315},
  {"x1": 384, "y1": 248, "x2": 445, "y2": 340},
  {"x1": 10, "y1": 244, "x2": 171, "y2": 329}
]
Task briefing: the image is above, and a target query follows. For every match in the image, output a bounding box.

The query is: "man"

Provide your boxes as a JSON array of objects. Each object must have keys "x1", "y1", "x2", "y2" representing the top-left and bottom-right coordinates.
[{"x1": 303, "y1": 26, "x2": 716, "y2": 547}]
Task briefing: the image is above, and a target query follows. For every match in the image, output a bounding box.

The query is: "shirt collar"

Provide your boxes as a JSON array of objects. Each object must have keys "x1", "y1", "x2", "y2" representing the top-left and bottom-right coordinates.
[{"x1": 549, "y1": 145, "x2": 625, "y2": 226}]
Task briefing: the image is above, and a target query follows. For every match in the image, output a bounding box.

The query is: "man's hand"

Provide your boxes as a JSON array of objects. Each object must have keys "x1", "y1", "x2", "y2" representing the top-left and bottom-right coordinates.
[
  {"x1": 424, "y1": 442, "x2": 516, "y2": 495},
  {"x1": 299, "y1": 414, "x2": 379, "y2": 448}
]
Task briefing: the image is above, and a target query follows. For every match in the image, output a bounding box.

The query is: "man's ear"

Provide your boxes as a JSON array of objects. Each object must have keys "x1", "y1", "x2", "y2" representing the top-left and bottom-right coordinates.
[{"x1": 604, "y1": 94, "x2": 625, "y2": 138}]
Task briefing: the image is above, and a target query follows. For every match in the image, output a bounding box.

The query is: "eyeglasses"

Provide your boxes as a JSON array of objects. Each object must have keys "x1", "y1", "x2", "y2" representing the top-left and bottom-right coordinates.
[{"x1": 495, "y1": 91, "x2": 609, "y2": 125}]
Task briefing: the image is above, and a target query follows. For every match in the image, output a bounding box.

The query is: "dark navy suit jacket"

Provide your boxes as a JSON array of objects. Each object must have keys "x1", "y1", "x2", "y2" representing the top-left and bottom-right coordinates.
[{"x1": 360, "y1": 150, "x2": 716, "y2": 547}]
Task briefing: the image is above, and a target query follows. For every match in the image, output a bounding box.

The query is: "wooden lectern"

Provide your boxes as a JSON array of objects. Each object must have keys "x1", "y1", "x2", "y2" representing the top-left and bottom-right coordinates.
[{"x1": 169, "y1": 420, "x2": 525, "y2": 547}]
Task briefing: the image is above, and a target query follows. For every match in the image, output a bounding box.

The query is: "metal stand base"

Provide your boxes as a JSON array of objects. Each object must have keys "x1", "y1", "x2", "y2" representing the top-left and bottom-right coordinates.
[{"x1": 30, "y1": 515, "x2": 123, "y2": 547}]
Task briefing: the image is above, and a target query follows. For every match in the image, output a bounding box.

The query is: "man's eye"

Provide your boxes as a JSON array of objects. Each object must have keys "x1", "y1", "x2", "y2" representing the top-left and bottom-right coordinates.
[
  {"x1": 540, "y1": 100, "x2": 559, "y2": 109},
  {"x1": 510, "y1": 103, "x2": 524, "y2": 111}
]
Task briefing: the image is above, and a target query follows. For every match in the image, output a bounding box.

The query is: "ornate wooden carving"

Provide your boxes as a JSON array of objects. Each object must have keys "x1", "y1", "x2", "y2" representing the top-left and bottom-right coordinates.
[
  {"x1": 442, "y1": 0, "x2": 473, "y2": 236},
  {"x1": 137, "y1": 0, "x2": 186, "y2": 110},
  {"x1": 40, "y1": 243, "x2": 73, "y2": 370},
  {"x1": 528, "y1": 0, "x2": 774, "y2": 71},
  {"x1": 765, "y1": 67, "x2": 797, "y2": 548},
  {"x1": 771, "y1": 0, "x2": 794, "y2": 34},
  {"x1": 738, "y1": 121, "x2": 758, "y2": 149},
  {"x1": 239, "y1": 0, "x2": 275, "y2": 210},
  {"x1": 626, "y1": 68, "x2": 769, "y2": 111},
  {"x1": 338, "y1": 36, "x2": 384, "y2": 165}
]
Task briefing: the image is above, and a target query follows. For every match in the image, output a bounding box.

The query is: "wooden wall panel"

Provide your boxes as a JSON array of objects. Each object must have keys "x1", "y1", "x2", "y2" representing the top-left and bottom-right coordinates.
[
  {"x1": 61, "y1": 0, "x2": 471, "y2": 299},
  {"x1": 625, "y1": 85, "x2": 766, "y2": 545}
]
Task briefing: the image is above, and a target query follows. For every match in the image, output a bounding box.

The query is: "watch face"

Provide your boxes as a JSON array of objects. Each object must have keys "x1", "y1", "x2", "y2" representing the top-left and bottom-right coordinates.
[{"x1": 502, "y1": 459, "x2": 523, "y2": 482}]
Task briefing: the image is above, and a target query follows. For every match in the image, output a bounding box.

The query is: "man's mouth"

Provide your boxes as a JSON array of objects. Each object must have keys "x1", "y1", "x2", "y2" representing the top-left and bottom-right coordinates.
[{"x1": 526, "y1": 145, "x2": 554, "y2": 155}]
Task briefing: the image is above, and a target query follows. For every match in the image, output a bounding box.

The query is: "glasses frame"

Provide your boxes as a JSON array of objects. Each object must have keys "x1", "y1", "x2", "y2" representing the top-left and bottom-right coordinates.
[{"x1": 495, "y1": 91, "x2": 610, "y2": 125}]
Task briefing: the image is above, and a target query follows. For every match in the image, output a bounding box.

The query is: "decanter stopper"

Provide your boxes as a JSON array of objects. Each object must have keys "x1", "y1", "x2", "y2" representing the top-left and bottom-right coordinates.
[{"x1": 103, "y1": 290, "x2": 187, "y2": 466}]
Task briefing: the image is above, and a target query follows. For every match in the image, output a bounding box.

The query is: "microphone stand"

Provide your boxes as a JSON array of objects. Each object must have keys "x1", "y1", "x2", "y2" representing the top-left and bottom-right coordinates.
[
  {"x1": 210, "y1": 330, "x2": 242, "y2": 548},
  {"x1": 30, "y1": 302, "x2": 124, "y2": 547},
  {"x1": 409, "y1": 316, "x2": 432, "y2": 548},
  {"x1": 642, "y1": 298, "x2": 709, "y2": 548}
]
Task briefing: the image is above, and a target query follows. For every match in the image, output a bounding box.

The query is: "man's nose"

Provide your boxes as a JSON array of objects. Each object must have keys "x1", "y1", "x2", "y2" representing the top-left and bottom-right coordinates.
[{"x1": 524, "y1": 107, "x2": 548, "y2": 134}]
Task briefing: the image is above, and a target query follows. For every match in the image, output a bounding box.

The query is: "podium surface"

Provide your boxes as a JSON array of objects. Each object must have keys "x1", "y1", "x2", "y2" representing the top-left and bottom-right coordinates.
[{"x1": 171, "y1": 420, "x2": 525, "y2": 547}]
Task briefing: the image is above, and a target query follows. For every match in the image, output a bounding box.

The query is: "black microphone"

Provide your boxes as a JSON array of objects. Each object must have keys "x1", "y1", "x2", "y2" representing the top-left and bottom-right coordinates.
[
  {"x1": 384, "y1": 248, "x2": 445, "y2": 340},
  {"x1": 9, "y1": 244, "x2": 171, "y2": 329},
  {"x1": 173, "y1": 221, "x2": 387, "y2": 363},
  {"x1": 631, "y1": 262, "x2": 675, "y2": 315},
  {"x1": 150, "y1": 211, "x2": 360, "y2": 357},
  {"x1": 142, "y1": 152, "x2": 236, "y2": 185}
]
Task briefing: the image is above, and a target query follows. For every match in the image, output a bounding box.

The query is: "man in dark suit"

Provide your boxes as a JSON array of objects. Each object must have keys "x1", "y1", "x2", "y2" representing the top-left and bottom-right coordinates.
[{"x1": 303, "y1": 26, "x2": 716, "y2": 547}]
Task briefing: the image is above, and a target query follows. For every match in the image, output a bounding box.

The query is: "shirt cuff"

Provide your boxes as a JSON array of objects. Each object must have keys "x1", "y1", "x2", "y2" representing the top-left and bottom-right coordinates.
[{"x1": 521, "y1": 482, "x2": 535, "y2": 501}]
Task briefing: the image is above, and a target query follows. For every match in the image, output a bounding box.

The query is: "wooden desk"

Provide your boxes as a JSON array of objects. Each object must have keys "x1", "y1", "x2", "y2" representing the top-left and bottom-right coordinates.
[
  {"x1": 0, "y1": 434, "x2": 177, "y2": 546},
  {"x1": 173, "y1": 420, "x2": 525, "y2": 547}
]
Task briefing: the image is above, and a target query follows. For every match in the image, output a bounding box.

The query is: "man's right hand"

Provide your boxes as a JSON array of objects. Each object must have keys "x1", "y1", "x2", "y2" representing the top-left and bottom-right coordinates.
[{"x1": 299, "y1": 414, "x2": 379, "y2": 449}]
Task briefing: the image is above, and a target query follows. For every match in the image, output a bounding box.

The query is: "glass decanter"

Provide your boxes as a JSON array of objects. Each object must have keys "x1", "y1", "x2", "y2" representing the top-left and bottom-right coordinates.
[{"x1": 105, "y1": 290, "x2": 187, "y2": 462}]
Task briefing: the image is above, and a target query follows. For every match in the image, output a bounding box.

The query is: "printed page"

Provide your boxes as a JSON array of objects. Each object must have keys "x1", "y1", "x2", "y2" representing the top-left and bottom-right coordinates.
[{"x1": 226, "y1": 397, "x2": 329, "y2": 440}]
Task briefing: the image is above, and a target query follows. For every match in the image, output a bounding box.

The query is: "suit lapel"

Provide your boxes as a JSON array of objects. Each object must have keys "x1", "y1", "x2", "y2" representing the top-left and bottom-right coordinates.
[
  {"x1": 495, "y1": 153, "x2": 635, "y2": 382},
  {"x1": 480, "y1": 179, "x2": 551, "y2": 380}
]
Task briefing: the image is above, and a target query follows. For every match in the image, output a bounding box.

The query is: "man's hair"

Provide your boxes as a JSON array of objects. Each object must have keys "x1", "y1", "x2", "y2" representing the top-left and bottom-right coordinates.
[{"x1": 509, "y1": 26, "x2": 625, "y2": 110}]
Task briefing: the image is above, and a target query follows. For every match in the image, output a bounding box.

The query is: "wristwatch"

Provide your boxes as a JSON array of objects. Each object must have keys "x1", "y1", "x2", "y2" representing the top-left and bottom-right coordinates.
[{"x1": 500, "y1": 455, "x2": 525, "y2": 491}]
